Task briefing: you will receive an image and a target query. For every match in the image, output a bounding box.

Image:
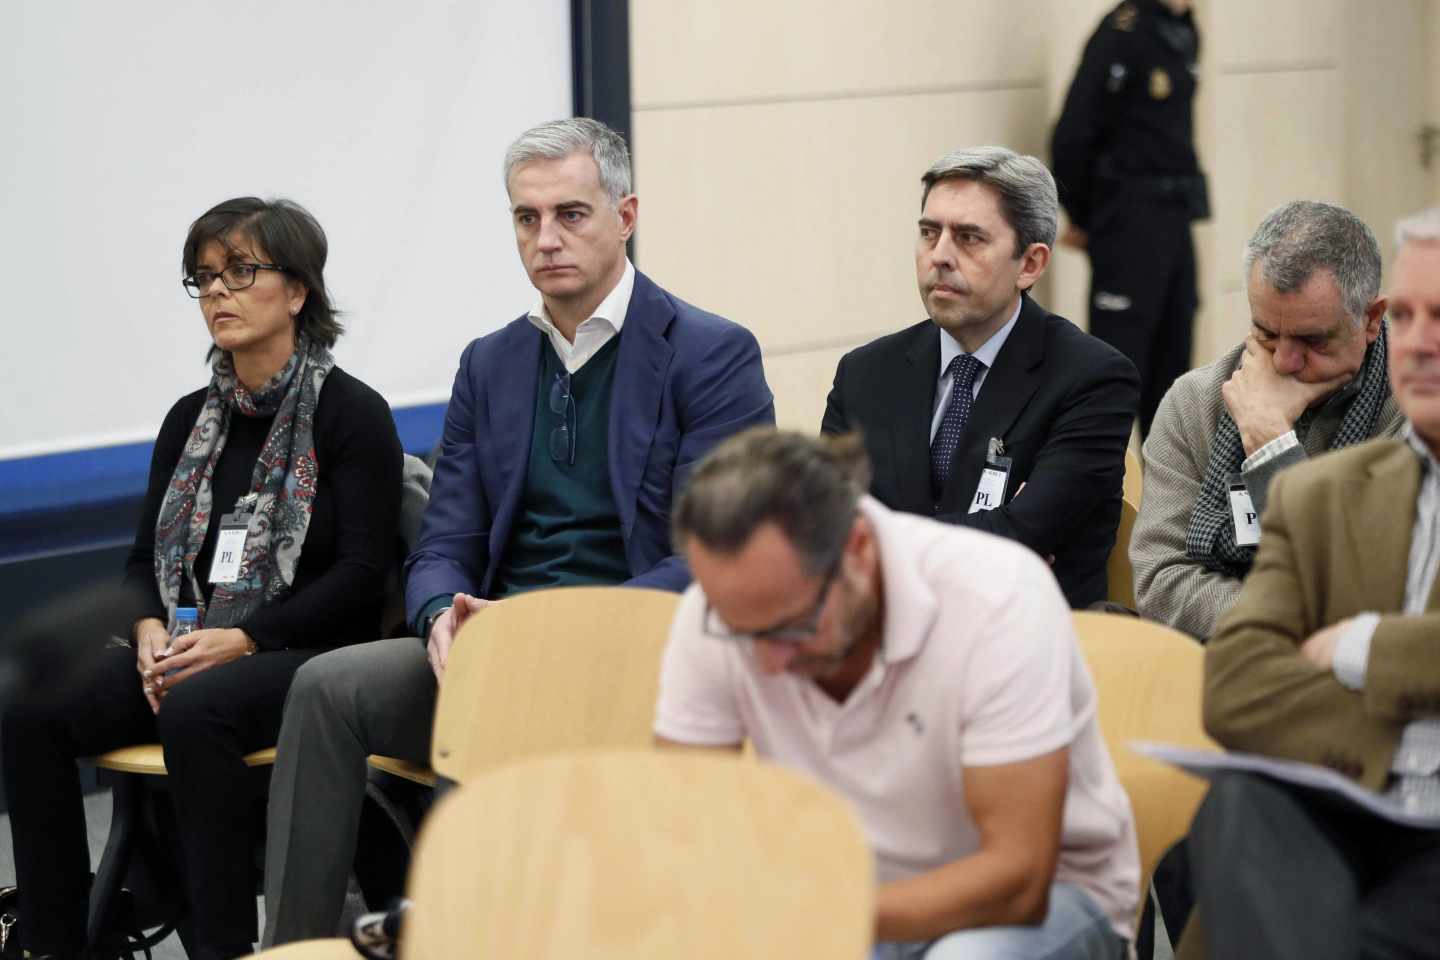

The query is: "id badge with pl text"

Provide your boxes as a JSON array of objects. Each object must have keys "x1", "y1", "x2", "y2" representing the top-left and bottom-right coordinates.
[
  {"x1": 1228, "y1": 472, "x2": 1260, "y2": 547},
  {"x1": 969, "y1": 442, "x2": 1012, "y2": 515},
  {"x1": 208, "y1": 511, "x2": 251, "y2": 584}
]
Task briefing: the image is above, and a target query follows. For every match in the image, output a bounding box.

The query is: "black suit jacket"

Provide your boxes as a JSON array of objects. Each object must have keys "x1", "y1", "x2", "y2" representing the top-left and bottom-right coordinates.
[{"x1": 821, "y1": 295, "x2": 1139, "y2": 607}]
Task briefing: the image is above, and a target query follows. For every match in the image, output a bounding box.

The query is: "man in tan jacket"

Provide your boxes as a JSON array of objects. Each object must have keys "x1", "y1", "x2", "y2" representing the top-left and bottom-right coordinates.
[
  {"x1": 1183, "y1": 210, "x2": 1440, "y2": 959},
  {"x1": 1130, "y1": 200, "x2": 1402, "y2": 640}
]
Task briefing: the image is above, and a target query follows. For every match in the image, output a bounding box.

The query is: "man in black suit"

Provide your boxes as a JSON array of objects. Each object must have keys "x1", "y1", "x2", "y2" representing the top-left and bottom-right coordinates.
[{"x1": 822, "y1": 145, "x2": 1139, "y2": 608}]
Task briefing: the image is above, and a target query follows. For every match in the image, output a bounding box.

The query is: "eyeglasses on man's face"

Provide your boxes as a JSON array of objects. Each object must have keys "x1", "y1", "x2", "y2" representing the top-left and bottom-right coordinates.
[
  {"x1": 701, "y1": 553, "x2": 844, "y2": 646},
  {"x1": 183, "y1": 262, "x2": 287, "y2": 298}
]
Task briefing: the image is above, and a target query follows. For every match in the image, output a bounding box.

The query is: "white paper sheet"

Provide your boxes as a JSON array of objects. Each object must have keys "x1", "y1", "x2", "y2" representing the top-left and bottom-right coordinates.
[{"x1": 1129, "y1": 741, "x2": 1440, "y2": 830}]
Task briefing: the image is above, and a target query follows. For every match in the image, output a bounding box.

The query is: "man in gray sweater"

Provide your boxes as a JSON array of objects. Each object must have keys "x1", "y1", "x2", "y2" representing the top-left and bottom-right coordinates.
[{"x1": 1130, "y1": 200, "x2": 1403, "y2": 640}]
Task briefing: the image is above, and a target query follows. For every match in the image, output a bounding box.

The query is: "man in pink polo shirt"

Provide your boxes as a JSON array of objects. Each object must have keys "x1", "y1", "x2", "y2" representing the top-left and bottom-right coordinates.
[{"x1": 655, "y1": 428, "x2": 1138, "y2": 959}]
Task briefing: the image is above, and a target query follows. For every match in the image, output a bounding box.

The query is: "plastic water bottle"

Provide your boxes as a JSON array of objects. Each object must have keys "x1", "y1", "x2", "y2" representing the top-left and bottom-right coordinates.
[
  {"x1": 163, "y1": 607, "x2": 200, "y2": 678},
  {"x1": 171, "y1": 607, "x2": 199, "y2": 644}
]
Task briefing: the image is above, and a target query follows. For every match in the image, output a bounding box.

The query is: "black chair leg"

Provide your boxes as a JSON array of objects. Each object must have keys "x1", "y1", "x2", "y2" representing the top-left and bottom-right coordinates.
[
  {"x1": 87, "y1": 770, "x2": 141, "y2": 948},
  {"x1": 131, "y1": 782, "x2": 187, "y2": 935}
]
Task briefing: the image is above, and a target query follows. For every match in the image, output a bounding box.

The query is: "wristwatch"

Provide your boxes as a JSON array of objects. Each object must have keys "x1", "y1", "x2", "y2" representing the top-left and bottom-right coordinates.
[{"x1": 423, "y1": 606, "x2": 453, "y2": 640}]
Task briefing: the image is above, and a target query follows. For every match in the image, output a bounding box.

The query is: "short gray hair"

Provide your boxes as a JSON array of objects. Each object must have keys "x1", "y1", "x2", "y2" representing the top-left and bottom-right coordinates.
[
  {"x1": 502, "y1": 117, "x2": 633, "y2": 206},
  {"x1": 920, "y1": 146, "x2": 1058, "y2": 256},
  {"x1": 672, "y1": 429, "x2": 871, "y2": 576},
  {"x1": 1394, "y1": 207, "x2": 1440, "y2": 250},
  {"x1": 1243, "y1": 200, "x2": 1381, "y2": 322}
]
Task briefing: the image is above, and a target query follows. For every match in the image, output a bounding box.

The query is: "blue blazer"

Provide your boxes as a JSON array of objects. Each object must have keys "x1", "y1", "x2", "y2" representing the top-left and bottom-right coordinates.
[{"x1": 404, "y1": 270, "x2": 774, "y2": 625}]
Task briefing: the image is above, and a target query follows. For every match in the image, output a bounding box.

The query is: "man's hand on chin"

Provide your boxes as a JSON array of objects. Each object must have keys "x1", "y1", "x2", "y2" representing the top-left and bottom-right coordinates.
[{"x1": 1222, "y1": 337, "x2": 1353, "y2": 457}]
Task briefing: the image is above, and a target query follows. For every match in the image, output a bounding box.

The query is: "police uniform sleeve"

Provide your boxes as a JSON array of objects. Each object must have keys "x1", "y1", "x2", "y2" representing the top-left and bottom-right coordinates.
[{"x1": 1050, "y1": 19, "x2": 1125, "y2": 230}]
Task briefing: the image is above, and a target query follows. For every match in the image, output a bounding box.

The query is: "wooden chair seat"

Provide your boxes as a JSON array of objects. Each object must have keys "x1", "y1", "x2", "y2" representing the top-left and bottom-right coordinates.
[
  {"x1": 253, "y1": 938, "x2": 358, "y2": 958},
  {"x1": 91, "y1": 743, "x2": 277, "y2": 775},
  {"x1": 367, "y1": 754, "x2": 438, "y2": 787}
]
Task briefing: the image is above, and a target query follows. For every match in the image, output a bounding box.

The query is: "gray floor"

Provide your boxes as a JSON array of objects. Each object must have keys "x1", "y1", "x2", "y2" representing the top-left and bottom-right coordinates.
[{"x1": 0, "y1": 789, "x2": 259, "y2": 958}]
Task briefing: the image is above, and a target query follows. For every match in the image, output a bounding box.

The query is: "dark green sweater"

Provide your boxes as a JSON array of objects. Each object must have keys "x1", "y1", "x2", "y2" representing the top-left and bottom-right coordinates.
[{"x1": 491, "y1": 335, "x2": 631, "y2": 597}]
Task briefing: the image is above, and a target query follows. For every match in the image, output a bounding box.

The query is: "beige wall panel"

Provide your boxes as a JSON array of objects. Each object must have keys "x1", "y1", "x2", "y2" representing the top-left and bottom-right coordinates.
[
  {"x1": 762, "y1": 344, "x2": 858, "y2": 432},
  {"x1": 1044, "y1": 245, "x2": 1090, "y2": 331},
  {"x1": 632, "y1": 87, "x2": 1047, "y2": 354},
  {"x1": 631, "y1": 1, "x2": 1046, "y2": 108},
  {"x1": 1207, "y1": 69, "x2": 1344, "y2": 296},
  {"x1": 1194, "y1": 287, "x2": 1248, "y2": 373},
  {"x1": 1188, "y1": 221, "x2": 1224, "y2": 367},
  {"x1": 1339, "y1": 0, "x2": 1428, "y2": 267},
  {"x1": 1206, "y1": 0, "x2": 1340, "y2": 71},
  {"x1": 1189, "y1": 3, "x2": 1220, "y2": 369},
  {"x1": 1430, "y1": 2, "x2": 1440, "y2": 204}
]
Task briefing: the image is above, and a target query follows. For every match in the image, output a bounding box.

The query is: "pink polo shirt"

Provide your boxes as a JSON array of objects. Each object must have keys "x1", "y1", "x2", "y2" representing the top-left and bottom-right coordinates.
[{"x1": 654, "y1": 497, "x2": 1139, "y2": 939}]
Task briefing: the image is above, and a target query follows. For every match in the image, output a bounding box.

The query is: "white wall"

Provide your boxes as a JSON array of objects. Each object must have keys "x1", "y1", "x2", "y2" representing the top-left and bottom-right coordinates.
[{"x1": 0, "y1": 0, "x2": 571, "y2": 459}]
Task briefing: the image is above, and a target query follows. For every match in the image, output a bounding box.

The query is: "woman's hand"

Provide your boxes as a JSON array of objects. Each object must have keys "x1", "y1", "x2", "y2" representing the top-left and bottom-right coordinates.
[
  {"x1": 134, "y1": 617, "x2": 170, "y2": 714},
  {"x1": 149, "y1": 627, "x2": 257, "y2": 703}
]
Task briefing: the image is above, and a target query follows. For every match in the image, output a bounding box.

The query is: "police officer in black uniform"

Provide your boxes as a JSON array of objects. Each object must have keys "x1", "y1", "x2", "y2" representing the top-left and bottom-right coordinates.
[{"x1": 1051, "y1": 0, "x2": 1207, "y2": 439}]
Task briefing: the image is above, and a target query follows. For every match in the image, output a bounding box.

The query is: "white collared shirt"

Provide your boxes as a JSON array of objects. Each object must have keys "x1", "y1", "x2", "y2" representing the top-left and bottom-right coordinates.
[
  {"x1": 928, "y1": 298, "x2": 1023, "y2": 443},
  {"x1": 526, "y1": 259, "x2": 636, "y2": 373}
]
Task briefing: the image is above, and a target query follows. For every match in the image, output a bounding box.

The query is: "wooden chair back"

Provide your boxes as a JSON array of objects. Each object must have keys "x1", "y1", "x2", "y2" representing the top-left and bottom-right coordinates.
[
  {"x1": 1123, "y1": 446, "x2": 1143, "y2": 507},
  {"x1": 1106, "y1": 495, "x2": 1139, "y2": 608},
  {"x1": 1073, "y1": 611, "x2": 1218, "y2": 887},
  {"x1": 430, "y1": 586, "x2": 681, "y2": 781},
  {"x1": 402, "y1": 750, "x2": 873, "y2": 960}
]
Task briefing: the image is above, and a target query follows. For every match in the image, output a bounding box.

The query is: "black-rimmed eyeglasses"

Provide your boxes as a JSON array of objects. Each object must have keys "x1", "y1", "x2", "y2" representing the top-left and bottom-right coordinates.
[
  {"x1": 183, "y1": 263, "x2": 287, "y2": 298},
  {"x1": 548, "y1": 371, "x2": 577, "y2": 465},
  {"x1": 701, "y1": 553, "x2": 843, "y2": 646}
]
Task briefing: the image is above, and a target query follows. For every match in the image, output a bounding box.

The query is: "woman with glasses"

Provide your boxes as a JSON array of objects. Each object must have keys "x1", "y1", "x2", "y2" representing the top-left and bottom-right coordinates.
[{"x1": 2, "y1": 197, "x2": 402, "y2": 959}]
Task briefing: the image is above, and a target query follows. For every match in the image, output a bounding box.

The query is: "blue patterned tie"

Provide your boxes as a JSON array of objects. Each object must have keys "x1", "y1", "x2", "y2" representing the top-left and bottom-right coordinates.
[{"x1": 930, "y1": 354, "x2": 984, "y2": 498}]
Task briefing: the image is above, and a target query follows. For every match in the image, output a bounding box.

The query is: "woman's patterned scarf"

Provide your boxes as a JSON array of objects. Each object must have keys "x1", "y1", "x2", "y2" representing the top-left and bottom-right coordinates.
[{"x1": 153, "y1": 333, "x2": 334, "y2": 627}]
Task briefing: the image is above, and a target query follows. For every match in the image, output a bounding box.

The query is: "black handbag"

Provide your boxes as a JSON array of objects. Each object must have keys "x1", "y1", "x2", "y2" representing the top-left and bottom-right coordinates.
[
  {"x1": 0, "y1": 886, "x2": 19, "y2": 959},
  {"x1": 0, "y1": 883, "x2": 169, "y2": 960}
]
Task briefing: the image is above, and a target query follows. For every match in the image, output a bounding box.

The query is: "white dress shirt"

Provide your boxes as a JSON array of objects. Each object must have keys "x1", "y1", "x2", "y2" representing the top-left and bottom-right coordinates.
[
  {"x1": 928, "y1": 299, "x2": 1023, "y2": 443},
  {"x1": 526, "y1": 259, "x2": 635, "y2": 373}
]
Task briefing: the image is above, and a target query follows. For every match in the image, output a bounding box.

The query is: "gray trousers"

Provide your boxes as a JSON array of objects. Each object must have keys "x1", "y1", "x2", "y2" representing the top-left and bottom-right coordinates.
[
  {"x1": 261, "y1": 637, "x2": 436, "y2": 946},
  {"x1": 1189, "y1": 772, "x2": 1440, "y2": 960}
]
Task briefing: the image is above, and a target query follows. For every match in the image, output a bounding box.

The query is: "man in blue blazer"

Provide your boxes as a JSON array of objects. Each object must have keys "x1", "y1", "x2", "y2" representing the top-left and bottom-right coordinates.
[{"x1": 262, "y1": 117, "x2": 774, "y2": 944}]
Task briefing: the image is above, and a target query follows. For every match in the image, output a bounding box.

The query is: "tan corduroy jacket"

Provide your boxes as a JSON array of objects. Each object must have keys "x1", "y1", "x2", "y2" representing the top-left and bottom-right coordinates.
[
  {"x1": 1177, "y1": 437, "x2": 1438, "y2": 958},
  {"x1": 1205, "y1": 437, "x2": 1439, "y2": 780}
]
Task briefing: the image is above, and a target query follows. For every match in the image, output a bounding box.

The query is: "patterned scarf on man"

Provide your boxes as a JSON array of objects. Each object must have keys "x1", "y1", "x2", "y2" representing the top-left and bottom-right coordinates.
[{"x1": 1185, "y1": 326, "x2": 1390, "y2": 577}]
